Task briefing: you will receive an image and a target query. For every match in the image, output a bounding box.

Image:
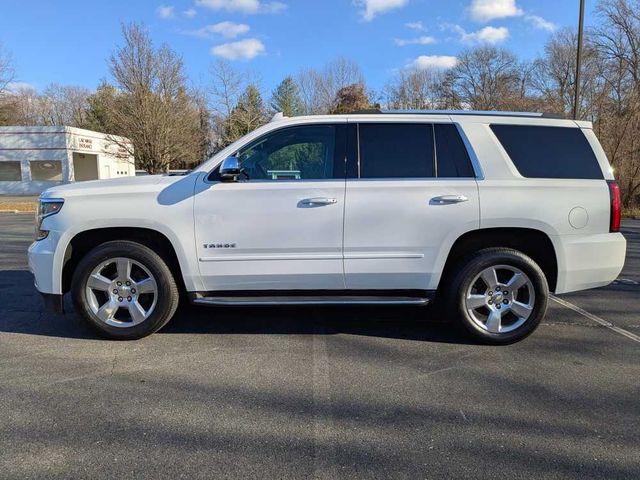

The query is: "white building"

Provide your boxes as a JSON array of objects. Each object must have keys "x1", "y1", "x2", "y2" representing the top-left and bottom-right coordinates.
[{"x1": 0, "y1": 126, "x2": 135, "y2": 195}]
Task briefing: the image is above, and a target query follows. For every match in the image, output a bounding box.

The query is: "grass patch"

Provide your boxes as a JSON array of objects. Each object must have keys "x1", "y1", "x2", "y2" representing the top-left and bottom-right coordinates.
[
  {"x1": 0, "y1": 200, "x2": 37, "y2": 213},
  {"x1": 622, "y1": 207, "x2": 640, "y2": 218}
]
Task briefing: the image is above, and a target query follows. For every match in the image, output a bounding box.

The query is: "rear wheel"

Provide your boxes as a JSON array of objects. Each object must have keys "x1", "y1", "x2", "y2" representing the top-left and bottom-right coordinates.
[
  {"x1": 446, "y1": 248, "x2": 548, "y2": 344},
  {"x1": 71, "y1": 241, "x2": 179, "y2": 340}
]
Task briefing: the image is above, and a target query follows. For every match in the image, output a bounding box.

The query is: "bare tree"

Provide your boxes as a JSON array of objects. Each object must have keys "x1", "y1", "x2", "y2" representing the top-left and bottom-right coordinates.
[
  {"x1": 531, "y1": 28, "x2": 603, "y2": 117},
  {"x1": 107, "y1": 23, "x2": 204, "y2": 173},
  {"x1": 296, "y1": 67, "x2": 324, "y2": 114},
  {"x1": 2, "y1": 85, "x2": 40, "y2": 125},
  {"x1": 296, "y1": 57, "x2": 364, "y2": 114},
  {"x1": 383, "y1": 68, "x2": 448, "y2": 110},
  {"x1": 594, "y1": 0, "x2": 640, "y2": 85},
  {"x1": 450, "y1": 46, "x2": 524, "y2": 110},
  {"x1": 318, "y1": 57, "x2": 364, "y2": 109},
  {"x1": 208, "y1": 59, "x2": 246, "y2": 150},
  {"x1": 592, "y1": 0, "x2": 640, "y2": 206},
  {"x1": 36, "y1": 83, "x2": 91, "y2": 126},
  {"x1": 0, "y1": 43, "x2": 16, "y2": 124},
  {"x1": 0, "y1": 43, "x2": 15, "y2": 96}
]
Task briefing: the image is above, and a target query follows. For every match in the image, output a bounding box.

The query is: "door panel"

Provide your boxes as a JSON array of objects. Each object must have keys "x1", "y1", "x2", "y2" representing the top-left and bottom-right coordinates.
[
  {"x1": 194, "y1": 122, "x2": 347, "y2": 291},
  {"x1": 195, "y1": 181, "x2": 345, "y2": 290},
  {"x1": 343, "y1": 121, "x2": 480, "y2": 291},
  {"x1": 343, "y1": 179, "x2": 479, "y2": 290}
]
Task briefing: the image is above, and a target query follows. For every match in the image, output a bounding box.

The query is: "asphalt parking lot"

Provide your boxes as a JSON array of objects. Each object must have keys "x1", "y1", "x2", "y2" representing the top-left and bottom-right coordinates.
[{"x1": 0, "y1": 214, "x2": 638, "y2": 480}]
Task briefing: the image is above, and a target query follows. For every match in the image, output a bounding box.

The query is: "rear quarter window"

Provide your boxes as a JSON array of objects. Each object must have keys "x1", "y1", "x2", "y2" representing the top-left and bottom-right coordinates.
[
  {"x1": 490, "y1": 124, "x2": 603, "y2": 180},
  {"x1": 435, "y1": 124, "x2": 475, "y2": 178}
]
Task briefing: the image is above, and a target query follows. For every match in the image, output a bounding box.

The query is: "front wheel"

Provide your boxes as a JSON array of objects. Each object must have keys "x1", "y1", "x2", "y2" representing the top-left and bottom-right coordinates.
[
  {"x1": 71, "y1": 241, "x2": 179, "y2": 340},
  {"x1": 446, "y1": 248, "x2": 549, "y2": 344}
]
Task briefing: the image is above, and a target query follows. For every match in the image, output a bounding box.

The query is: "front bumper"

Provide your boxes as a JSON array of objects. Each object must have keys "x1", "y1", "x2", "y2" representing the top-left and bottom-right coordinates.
[
  {"x1": 29, "y1": 237, "x2": 66, "y2": 313},
  {"x1": 28, "y1": 233, "x2": 61, "y2": 295}
]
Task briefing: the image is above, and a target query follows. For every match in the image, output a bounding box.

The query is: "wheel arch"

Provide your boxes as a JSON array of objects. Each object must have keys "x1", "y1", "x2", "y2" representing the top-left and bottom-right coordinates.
[
  {"x1": 61, "y1": 227, "x2": 186, "y2": 294},
  {"x1": 438, "y1": 227, "x2": 559, "y2": 294}
]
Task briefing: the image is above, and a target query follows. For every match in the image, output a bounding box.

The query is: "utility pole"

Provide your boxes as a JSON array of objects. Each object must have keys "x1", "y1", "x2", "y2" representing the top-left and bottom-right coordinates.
[{"x1": 573, "y1": 0, "x2": 586, "y2": 119}]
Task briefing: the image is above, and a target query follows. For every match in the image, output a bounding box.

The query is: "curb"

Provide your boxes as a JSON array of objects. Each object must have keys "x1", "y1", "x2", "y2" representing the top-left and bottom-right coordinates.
[{"x1": 0, "y1": 209, "x2": 20, "y2": 214}]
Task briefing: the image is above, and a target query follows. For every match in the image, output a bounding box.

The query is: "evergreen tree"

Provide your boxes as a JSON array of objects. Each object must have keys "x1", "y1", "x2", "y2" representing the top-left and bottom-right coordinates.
[
  {"x1": 227, "y1": 84, "x2": 268, "y2": 140},
  {"x1": 82, "y1": 82, "x2": 118, "y2": 133},
  {"x1": 270, "y1": 76, "x2": 304, "y2": 116}
]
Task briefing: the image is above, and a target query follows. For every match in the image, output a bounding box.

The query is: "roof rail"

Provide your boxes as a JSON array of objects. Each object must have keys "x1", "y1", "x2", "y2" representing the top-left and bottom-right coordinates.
[{"x1": 349, "y1": 109, "x2": 564, "y2": 119}]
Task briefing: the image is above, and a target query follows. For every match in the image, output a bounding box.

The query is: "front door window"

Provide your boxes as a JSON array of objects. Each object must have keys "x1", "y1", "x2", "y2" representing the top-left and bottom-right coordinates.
[{"x1": 236, "y1": 125, "x2": 340, "y2": 181}]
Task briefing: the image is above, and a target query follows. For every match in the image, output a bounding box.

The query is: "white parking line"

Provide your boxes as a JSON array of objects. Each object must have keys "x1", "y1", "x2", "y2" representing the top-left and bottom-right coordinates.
[{"x1": 551, "y1": 295, "x2": 640, "y2": 344}]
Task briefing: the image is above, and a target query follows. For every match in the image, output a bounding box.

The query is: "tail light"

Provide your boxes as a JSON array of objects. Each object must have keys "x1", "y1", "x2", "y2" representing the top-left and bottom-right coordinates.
[{"x1": 607, "y1": 180, "x2": 621, "y2": 232}]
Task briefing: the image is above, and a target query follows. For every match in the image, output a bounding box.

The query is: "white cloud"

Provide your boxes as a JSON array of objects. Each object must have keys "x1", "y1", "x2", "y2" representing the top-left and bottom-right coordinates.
[
  {"x1": 462, "y1": 25, "x2": 509, "y2": 43},
  {"x1": 189, "y1": 21, "x2": 250, "y2": 39},
  {"x1": 394, "y1": 35, "x2": 436, "y2": 46},
  {"x1": 467, "y1": 0, "x2": 522, "y2": 22},
  {"x1": 526, "y1": 15, "x2": 557, "y2": 32},
  {"x1": 211, "y1": 38, "x2": 266, "y2": 60},
  {"x1": 445, "y1": 23, "x2": 509, "y2": 44},
  {"x1": 409, "y1": 55, "x2": 458, "y2": 70},
  {"x1": 196, "y1": 0, "x2": 286, "y2": 14},
  {"x1": 355, "y1": 0, "x2": 409, "y2": 22},
  {"x1": 157, "y1": 5, "x2": 175, "y2": 19},
  {"x1": 6, "y1": 82, "x2": 35, "y2": 93},
  {"x1": 183, "y1": 8, "x2": 197, "y2": 17},
  {"x1": 405, "y1": 21, "x2": 424, "y2": 31}
]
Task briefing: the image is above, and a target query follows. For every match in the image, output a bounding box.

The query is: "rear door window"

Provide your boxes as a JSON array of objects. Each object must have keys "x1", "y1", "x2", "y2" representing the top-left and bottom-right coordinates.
[
  {"x1": 490, "y1": 124, "x2": 603, "y2": 179},
  {"x1": 358, "y1": 123, "x2": 434, "y2": 178}
]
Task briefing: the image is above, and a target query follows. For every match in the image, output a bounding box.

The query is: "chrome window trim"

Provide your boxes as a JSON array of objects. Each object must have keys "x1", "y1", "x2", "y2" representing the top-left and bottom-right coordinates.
[
  {"x1": 204, "y1": 123, "x2": 344, "y2": 185},
  {"x1": 344, "y1": 177, "x2": 479, "y2": 182},
  {"x1": 205, "y1": 177, "x2": 347, "y2": 185}
]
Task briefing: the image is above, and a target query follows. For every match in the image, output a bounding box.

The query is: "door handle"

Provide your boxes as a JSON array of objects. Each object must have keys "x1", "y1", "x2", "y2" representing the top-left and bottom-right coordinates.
[
  {"x1": 430, "y1": 195, "x2": 469, "y2": 205},
  {"x1": 300, "y1": 197, "x2": 338, "y2": 207}
]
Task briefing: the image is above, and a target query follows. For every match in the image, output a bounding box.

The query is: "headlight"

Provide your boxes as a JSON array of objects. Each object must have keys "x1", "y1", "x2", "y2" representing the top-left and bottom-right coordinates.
[{"x1": 35, "y1": 197, "x2": 64, "y2": 241}]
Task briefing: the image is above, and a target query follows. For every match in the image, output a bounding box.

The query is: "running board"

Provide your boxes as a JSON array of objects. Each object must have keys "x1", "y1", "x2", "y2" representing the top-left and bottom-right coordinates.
[{"x1": 190, "y1": 295, "x2": 431, "y2": 306}]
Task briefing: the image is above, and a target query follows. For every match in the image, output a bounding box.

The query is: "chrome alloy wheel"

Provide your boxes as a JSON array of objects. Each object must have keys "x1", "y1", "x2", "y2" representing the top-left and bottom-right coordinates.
[
  {"x1": 84, "y1": 257, "x2": 158, "y2": 328},
  {"x1": 464, "y1": 264, "x2": 535, "y2": 334}
]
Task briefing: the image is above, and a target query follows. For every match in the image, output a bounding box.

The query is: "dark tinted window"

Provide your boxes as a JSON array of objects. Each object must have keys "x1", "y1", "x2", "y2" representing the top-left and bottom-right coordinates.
[
  {"x1": 435, "y1": 124, "x2": 475, "y2": 177},
  {"x1": 490, "y1": 124, "x2": 603, "y2": 179},
  {"x1": 0, "y1": 162, "x2": 22, "y2": 181},
  {"x1": 359, "y1": 123, "x2": 434, "y2": 178}
]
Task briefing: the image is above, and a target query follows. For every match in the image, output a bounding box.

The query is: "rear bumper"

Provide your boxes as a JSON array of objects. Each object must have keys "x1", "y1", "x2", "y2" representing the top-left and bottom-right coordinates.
[{"x1": 554, "y1": 232, "x2": 626, "y2": 294}]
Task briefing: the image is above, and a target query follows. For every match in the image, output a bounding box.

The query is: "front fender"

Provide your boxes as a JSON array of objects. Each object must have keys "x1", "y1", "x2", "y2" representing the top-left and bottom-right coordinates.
[{"x1": 38, "y1": 188, "x2": 201, "y2": 294}]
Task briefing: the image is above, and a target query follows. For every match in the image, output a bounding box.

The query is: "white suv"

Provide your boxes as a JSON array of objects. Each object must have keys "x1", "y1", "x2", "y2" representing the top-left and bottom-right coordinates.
[{"x1": 28, "y1": 111, "x2": 627, "y2": 343}]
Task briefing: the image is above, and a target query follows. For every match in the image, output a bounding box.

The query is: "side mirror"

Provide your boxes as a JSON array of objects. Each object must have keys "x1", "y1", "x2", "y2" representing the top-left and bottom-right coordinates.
[{"x1": 219, "y1": 156, "x2": 242, "y2": 182}]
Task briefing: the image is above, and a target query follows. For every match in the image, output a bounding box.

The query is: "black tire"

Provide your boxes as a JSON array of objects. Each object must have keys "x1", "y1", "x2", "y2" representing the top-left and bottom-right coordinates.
[
  {"x1": 71, "y1": 240, "x2": 179, "y2": 340},
  {"x1": 445, "y1": 248, "x2": 548, "y2": 345}
]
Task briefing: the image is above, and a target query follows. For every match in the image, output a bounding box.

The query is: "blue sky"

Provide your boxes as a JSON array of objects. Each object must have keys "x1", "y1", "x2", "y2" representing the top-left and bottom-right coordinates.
[{"x1": 1, "y1": 0, "x2": 596, "y2": 94}]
